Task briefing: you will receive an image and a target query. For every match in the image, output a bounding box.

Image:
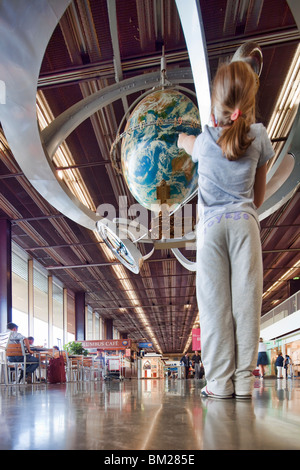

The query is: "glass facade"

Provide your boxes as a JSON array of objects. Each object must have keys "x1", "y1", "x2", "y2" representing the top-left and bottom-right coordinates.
[
  {"x1": 12, "y1": 250, "x2": 29, "y2": 336},
  {"x1": 11, "y1": 242, "x2": 110, "y2": 346}
]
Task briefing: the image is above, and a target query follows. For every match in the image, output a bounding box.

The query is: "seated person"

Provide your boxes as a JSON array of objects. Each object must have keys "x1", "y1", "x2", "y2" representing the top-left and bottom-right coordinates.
[
  {"x1": 95, "y1": 350, "x2": 105, "y2": 366},
  {"x1": 6, "y1": 322, "x2": 39, "y2": 383}
]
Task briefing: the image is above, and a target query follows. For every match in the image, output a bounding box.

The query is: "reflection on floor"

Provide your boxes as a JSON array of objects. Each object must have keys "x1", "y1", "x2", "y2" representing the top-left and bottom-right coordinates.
[{"x1": 0, "y1": 377, "x2": 300, "y2": 450}]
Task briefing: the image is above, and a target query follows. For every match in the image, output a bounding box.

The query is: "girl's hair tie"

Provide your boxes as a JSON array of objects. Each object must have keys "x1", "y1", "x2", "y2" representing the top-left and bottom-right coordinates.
[{"x1": 231, "y1": 109, "x2": 242, "y2": 121}]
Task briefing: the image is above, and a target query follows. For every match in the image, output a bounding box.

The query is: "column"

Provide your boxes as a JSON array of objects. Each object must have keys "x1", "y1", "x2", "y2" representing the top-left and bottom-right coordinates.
[{"x1": 105, "y1": 319, "x2": 113, "y2": 339}]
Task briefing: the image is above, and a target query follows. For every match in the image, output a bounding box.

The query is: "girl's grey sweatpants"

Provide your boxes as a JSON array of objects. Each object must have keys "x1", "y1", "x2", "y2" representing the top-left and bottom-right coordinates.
[{"x1": 196, "y1": 212, "x2": 262, "y2": 396}]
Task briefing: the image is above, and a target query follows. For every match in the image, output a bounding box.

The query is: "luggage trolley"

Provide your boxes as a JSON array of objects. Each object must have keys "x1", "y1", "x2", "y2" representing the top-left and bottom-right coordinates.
[{"x1": 104, "y1": 351, "x2": 124, "y2": 381}]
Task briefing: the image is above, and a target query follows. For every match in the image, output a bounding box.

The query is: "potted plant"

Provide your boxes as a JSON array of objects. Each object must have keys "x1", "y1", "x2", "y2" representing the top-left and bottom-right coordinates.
[{"x1": 64, "y1": 341, "x2": 88, "y2": 356}]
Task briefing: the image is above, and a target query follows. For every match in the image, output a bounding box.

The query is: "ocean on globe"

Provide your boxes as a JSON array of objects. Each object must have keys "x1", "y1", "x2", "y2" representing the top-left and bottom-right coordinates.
[{"x1": 121, "y1": 89, "x2": 201, "y2": 212}]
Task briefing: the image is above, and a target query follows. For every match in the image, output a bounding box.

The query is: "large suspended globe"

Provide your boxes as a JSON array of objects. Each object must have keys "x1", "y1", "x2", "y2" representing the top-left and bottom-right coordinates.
[{"x1": 121, "y1": 89, "x2": 201, "y2": 212}]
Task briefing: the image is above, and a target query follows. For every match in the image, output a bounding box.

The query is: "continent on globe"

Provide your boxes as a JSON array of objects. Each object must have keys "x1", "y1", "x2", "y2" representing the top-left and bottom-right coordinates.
[
  {"x1": 171, "y1": 153, "x2": 194, "y2": 182},
  {"x1": 121, "y1": 88, "x2": 201, "y2": 213}
]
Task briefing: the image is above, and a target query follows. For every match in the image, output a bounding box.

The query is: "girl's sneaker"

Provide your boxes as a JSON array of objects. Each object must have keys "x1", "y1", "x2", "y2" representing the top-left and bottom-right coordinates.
[
  {"x1": 201, "y1": 386, "x2": 234, "y2": 399},
  {"x1": 234, "y1": 392, "x2": 252, "y2": 399}
]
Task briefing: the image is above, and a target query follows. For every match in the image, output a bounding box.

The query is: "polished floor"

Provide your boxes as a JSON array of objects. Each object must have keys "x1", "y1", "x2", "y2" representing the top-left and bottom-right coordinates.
[{"x1": 1, "y1": 377, "x2": 300, "y2": 451}]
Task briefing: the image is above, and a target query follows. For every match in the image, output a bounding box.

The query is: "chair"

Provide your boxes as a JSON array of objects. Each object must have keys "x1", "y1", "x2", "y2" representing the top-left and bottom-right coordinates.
[
  {"x1": 0, "y1": 332, "x2": 11, "y2": 384},
  {"x1": 0, "y1": 332, "x2": 27, "y2": 385},
  {"x1": 6, "y1": 343, "x2": 27, "y2": 384},
  {"x1": 81, "y1": 357, "x2": 102, "y2": 381},
  {"x1": 61, "y1": 351, "x2": 83, "y2": 382},
  {"x1": 33, "y1": 348, "x2": 55, "y2": 382}
]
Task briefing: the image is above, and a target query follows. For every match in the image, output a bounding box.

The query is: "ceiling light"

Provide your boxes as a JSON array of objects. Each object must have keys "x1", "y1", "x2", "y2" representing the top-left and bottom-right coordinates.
[
  {"x1": 267, "y1": 44, "x2": 300, "y2": 169},
  {"x1": 263, "y1": 259, "x2": 300, "y2": 300}
]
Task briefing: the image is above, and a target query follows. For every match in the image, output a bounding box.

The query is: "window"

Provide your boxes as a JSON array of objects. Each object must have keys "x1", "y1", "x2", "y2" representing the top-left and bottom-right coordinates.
[
  {"x1": 53, "y1": 281, "x2": 64, "y2": 348},
  {"x1": 33, "y1": 264, "x2": 48, "y2": 346},
  {"x1": 12, "y1": 250, "x2": 29, "y2": 336},
  {"x1": 86, "y1": 306, "x2": 93, "y2": 340}
]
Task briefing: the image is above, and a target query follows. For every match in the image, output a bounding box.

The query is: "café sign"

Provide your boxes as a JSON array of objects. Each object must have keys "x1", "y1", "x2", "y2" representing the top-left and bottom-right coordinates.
[{"x1": 81, "y1": 339, "x2": 132, "y2": 350}]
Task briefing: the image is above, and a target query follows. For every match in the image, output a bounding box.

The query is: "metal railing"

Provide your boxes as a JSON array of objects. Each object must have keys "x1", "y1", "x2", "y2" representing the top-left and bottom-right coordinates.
[{"x1": 260, "y1": 291, "x2": 300, "y2": 329}]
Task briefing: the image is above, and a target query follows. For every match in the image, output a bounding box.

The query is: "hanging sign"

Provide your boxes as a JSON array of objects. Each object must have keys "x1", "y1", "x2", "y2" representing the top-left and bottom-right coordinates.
[
  {"x1": 138, "y1": 342, "x2": 153, "y2": 349},
  {"x1": 192, "y1": 328, "x2": 201, "y2": 351}
]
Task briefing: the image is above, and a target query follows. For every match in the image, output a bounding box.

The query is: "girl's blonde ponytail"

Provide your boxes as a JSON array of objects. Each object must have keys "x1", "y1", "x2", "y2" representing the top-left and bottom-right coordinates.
[{"x1": 211, "y1": 61, "x2": 257, "y2": 161}]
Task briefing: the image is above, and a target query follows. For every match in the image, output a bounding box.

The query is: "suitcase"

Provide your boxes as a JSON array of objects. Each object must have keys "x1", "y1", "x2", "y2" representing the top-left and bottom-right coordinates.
[{"x1": 47, "y1": 356, "x2": 66, "y2": 383}]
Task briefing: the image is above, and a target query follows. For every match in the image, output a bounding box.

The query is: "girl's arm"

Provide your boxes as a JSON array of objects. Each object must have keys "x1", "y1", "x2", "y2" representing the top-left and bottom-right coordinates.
[
  {"x1": 253, "y1": 163, "x2": 268, "y2": 208},
  {"x1": 177, "y1": 133, "x2": 196, "y2": 156}
]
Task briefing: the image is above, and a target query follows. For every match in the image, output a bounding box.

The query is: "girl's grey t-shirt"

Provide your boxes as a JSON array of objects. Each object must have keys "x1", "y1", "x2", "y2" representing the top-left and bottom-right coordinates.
[{"x1": 191, "y1": 123, "x2": 274, "y2": 223}]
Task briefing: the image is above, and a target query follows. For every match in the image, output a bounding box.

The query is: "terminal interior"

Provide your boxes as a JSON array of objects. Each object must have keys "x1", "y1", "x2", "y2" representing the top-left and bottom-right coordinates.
[{"x1": 0, "y1": 0, "x2": 300, "y2": 452}]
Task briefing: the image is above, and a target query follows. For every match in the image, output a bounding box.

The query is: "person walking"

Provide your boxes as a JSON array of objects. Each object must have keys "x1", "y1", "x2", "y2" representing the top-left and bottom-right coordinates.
[
  {"x1": 180, "y1": 353, "x2": 190, "y2": 379},
  {"x1": 192, "y1": 351, "x2": 202, "y2": 379},
  {"x1": 275, "y1": 352, "x2": 284, "y2": 379},
  {"x1": 178, "y1": 60, "x2": 274, "y2": 399},
  {"x1": 257, "y1": 337, "x2": 269, "y2": 378},
  {"x1": 284, "y1": 355, "x2": 293, "y2": 378}
]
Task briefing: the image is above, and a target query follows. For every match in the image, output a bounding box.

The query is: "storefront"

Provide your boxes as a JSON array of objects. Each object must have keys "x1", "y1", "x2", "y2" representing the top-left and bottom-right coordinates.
[
  {"x1": 284, "y1": 339, "x2": 300, "y2": 377},
  {"x1": 81, "y1": 339, "x2": 138, "y2": 379},
  {"x1": 260, "y1": 305, "x2": 300, "y2": 377},
  {"x1": 141, "y1": 353, "x2": 164, "y2": 379},
  {"x1": 266, "y1": 337, "x2": 300, "y2": 377}
]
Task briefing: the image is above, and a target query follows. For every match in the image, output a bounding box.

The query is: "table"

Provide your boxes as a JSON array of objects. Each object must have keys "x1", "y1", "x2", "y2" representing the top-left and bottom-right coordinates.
[{"x1": 31, "y1": 348, "x2": 54, "y2": 382}]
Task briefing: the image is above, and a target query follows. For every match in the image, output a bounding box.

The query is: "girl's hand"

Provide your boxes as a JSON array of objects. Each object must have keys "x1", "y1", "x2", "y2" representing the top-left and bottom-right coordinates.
[
  {"x1": 177, "y1": 133, "x2": 188, "y2": 149},
  {"x1": 177, "y1": 133, "x2": 196, "y2": 155}
]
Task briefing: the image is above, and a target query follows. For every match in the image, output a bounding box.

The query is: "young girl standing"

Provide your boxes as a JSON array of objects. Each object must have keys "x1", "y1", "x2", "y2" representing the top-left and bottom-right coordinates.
[{"x1": 178, "y1": 61, "x2": 274, "y2": 399}]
